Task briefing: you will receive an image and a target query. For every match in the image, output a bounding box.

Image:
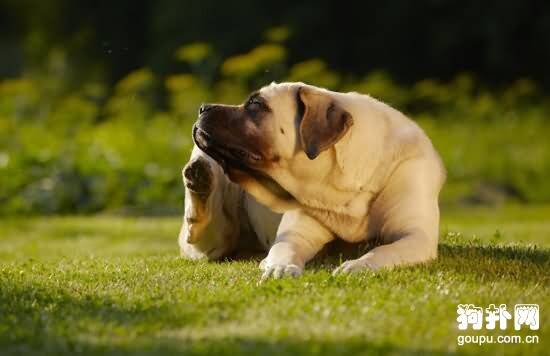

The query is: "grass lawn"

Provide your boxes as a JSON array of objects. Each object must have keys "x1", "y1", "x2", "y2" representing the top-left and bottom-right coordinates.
[{"x1": 0, "y1": 205, "x2": 548, "y2": 355}]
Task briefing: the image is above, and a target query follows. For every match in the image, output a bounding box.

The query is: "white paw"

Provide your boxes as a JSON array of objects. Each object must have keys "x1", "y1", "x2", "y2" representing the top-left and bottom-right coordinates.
[
  {"x1": 259, "y1": 260, "x2": 303, "y2": 282},
  {"x1": 332, "y1": 258, "x2": 375, "y2": 276}
]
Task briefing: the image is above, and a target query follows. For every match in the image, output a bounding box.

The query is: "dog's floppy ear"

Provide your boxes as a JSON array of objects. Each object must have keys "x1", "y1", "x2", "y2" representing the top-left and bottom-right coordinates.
[{"x1": 298, "y1": 87, "x2": 353, "y2": 160}]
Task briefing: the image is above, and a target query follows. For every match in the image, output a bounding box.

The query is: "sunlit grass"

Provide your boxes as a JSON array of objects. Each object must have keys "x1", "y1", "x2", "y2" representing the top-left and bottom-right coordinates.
[{"x1": 1, "y1": 206, "x2": 548, "y2": 355}]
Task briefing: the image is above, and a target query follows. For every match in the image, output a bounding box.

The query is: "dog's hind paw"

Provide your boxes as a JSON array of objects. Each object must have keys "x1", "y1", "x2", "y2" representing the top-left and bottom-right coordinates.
[{"x1": 183, "y1": 157, "x2": 213, "y2": 196}]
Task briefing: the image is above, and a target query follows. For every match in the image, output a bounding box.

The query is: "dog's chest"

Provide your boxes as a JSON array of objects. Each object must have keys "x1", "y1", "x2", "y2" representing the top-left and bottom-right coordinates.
[{"x1": 302, "y1": 195, "x2": 374, "y2": 242}]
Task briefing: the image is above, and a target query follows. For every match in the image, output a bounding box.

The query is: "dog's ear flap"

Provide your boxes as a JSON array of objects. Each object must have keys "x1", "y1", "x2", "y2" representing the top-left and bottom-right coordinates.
[{"x1": 298, "y1": 87, "x2": 353, "y2": 160}]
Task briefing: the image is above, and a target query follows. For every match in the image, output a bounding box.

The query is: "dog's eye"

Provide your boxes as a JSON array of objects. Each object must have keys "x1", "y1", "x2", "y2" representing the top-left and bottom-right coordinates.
[{"x1": 246, "y1": 97, "x2": 262, "y2": 112}]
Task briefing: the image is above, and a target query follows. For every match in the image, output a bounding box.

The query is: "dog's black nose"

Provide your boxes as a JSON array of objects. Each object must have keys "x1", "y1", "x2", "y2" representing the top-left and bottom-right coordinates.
[{"x1": 199, "y1": 103, "x2": 214, "y2": 115}]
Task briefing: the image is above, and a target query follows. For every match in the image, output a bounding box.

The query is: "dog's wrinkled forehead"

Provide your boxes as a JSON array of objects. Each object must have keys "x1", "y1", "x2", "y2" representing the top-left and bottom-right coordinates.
[
  {"x1": 257, "y1": 82, "x2": 304, "y2": 123},
  {"x1": 259, "y1": 82, "x2": 299, "y2": 107}
]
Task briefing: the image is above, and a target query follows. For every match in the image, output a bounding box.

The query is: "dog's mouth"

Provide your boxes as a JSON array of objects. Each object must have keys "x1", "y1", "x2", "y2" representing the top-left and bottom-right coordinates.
[
  {"x1": 192, "y1": 124, "x2": 263, "y2": 172},
  {"x1": 192, "y1": 123, "x2": 295, "y2": 202}
]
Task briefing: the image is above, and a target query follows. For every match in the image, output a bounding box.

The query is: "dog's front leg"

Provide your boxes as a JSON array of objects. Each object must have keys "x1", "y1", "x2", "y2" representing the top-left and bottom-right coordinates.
[
  {"x1": 333, "y1": 158, "x2": 443, "y2": 274},
  {"x1": 332, "y1": 227, "x2": 439, "y2": 274},
  {"x1": 260, "y1": 210, "x2": 334, "y2": 281}
]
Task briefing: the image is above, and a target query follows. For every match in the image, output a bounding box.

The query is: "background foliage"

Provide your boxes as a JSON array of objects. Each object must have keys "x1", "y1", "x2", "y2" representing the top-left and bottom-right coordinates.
[{"x1": 1, "y1": 1, "x2": 549, "y2": 215}]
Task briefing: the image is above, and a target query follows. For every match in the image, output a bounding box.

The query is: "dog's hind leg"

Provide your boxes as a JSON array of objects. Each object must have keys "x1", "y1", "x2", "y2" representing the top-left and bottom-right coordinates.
[
  {"x1": 181, "y1": 153, "x2": 214, "y2": 244},
  {"x1": 179, "y1": 146, "x2": 241, "y2": 260}
]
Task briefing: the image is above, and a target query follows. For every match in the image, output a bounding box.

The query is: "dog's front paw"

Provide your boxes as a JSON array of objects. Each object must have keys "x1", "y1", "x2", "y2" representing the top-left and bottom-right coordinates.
[
  {"x1": 183, "y1": 157, "x2": 213, "y2": 196},
  {"x1": 332, "y1": 258, "x2": 376, "y2": 276},
  {"x1": 259, "y1": 259, "x2": 303, "y2": 282}
]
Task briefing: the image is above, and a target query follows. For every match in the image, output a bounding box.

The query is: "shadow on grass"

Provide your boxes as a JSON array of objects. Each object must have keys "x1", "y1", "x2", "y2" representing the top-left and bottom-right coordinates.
[
  {"x1": 0, "y1": 280, "x2": 452, "y2": 356},
  {"x1": 298, "y1": 240, "x2": 550, "y2": 283},
  {"x1": 434, "y1": 242, "x2": 550, "y2": 282},
  {"x1": 1, "y1": 336, "x2": 452, "y2": 356},
  {"x1": 0, "y1": 281, "x2": 198, "y2": 354}
]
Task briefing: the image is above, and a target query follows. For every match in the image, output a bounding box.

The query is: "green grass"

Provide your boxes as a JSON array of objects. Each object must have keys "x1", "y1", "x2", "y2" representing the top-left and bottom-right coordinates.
[{"x1": 1, "y1": 205, "x2": 549, "y2": 355}]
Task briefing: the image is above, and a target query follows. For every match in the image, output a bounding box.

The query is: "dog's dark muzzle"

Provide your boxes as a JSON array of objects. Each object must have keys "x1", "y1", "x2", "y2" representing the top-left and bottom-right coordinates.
[{"x1": 192, "y1": 123, "x2": 262, "y2": 173}]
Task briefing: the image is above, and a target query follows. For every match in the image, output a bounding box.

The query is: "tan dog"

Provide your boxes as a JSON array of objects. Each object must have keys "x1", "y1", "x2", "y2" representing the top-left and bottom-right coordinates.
[{"x1": 179, "y1": 82, "x2": 445, "y2": 280}]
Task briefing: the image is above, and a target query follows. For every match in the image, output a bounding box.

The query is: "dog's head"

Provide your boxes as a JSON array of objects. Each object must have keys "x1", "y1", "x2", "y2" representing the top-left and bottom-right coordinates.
[{"x1": 193, "y1": 82, "x2": 353, "y2": 211}]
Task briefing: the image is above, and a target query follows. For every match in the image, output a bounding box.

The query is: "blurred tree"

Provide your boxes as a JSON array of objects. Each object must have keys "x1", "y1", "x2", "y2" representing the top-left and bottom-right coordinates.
[
  {"x1": 1, "y1": 0, "x2": 550, "y2": 88},
  {"x1": 0, "y1": 0, "x2": 150, "y2": 86}
]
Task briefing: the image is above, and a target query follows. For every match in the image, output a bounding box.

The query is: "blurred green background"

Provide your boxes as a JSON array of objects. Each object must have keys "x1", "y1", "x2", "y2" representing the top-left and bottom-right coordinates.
[{"x1": 1, "y1": 0, "x2": 549, "y2": 215}]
